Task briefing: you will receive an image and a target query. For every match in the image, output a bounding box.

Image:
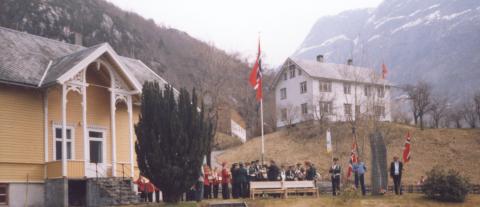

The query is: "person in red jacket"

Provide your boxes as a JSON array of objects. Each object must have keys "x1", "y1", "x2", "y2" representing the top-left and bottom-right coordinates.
[
  {"x1": 221, "y1": 162, "x2": 231, "y2": 199},
  {"x1": 134, "y1": 176, "x2": 147, "y2": 202},
  {"x1": 212, "y1": 167, "x2": 220, "y2": 199},
  {"x1": 145, "y1": 181, "x2": 156, "y2": 202},
  {"x1": 203, "y1": 164, "x2": 212, "y2": 199}
]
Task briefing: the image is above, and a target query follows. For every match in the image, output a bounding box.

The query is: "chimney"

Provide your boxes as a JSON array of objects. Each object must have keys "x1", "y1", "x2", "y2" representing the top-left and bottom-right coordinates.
[
  {"x1": 347, "y1": 59, "x2": 353, "y2": 65},
  {"x1": 316, "y1": 54, "x2": 324, "y2": 63},
  {"x1": 74, "y1": 32, "x2": 83, "y2": 46}
]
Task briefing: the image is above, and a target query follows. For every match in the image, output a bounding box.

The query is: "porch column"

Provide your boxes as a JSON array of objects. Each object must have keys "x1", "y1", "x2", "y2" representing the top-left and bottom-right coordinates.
[
  {"x1": 82, "y1": 79, "x2": 88, "y2": 176},
  {"x1": 61, "y1": 84, "x2": 68, "y2": 177},
  {"x1": 110, "y1": 91, "x2": 117, "y2": 177},
  {"x1": 127, "y1": 95, "x2": 134, "y2": 177}
]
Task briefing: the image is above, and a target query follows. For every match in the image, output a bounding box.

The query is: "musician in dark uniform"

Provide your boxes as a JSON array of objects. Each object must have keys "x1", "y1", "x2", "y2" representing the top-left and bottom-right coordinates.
[{"x1": 329, "y1": 157, "x2": 341, "y2": 196}]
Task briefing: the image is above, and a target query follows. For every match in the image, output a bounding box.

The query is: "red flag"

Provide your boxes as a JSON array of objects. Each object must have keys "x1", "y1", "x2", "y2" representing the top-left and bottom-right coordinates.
[
  {"x1": 403, "y1": 132, "x2": 411, "y2": 163},
  {"x1": 382, "y1": 63, "x2": 388, "y2": 79},
  {"x1": 249, "y1": 40, "x2": 263, "y2": 101},
  {"x1": 347, "y1": 142, "x2": 358, "y2": 178}
]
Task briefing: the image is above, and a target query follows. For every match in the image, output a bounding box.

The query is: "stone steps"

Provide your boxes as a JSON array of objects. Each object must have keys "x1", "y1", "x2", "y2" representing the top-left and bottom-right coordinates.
[{"x1": 88, "y1": 177, "x2": 140, "y2": 205}]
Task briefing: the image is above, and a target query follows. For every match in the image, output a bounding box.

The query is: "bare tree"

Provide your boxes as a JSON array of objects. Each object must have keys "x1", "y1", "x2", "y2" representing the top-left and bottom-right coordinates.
[
  {"x1": 278, "y1": 103, "x2": 300, "y2": 129},
  {"x1": 429, "y1": 96, "x2": 449, "y2": 128},
  {"x1": 404, "y1": 81, "x2": 432, "y2": 130},
  {"x1": 463, "y1": 102, "x2": 477, "y2": 128},
  {"x1": 475, "y1": 92, "x2": 480, "y2": 122},
  {"x1": 446, "y1": 107, "x2": 463, "y2": 128}
]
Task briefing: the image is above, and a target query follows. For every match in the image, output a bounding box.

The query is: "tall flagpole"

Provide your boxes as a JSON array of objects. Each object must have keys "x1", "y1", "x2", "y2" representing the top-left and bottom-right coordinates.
[{"x1": 260, "y1": 98, "x2": 265, "y2": 165}]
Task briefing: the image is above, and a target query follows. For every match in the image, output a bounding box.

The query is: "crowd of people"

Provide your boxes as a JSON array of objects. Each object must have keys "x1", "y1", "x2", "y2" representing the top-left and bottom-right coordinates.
[
  {"x1": 137, "y1": 155, "x2": 412, "y2": 202},
  {"x1": 186, "y1": 159, "x2": 318, "y2": 201}
]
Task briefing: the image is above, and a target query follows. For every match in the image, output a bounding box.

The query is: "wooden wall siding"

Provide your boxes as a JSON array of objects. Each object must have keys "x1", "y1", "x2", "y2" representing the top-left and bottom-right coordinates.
[
  {"x1": 116, "y1": 163, "x2": 132, "y2": 178},
  {"x1": 115, "y1": 103, "x2": 130, "y2": 163},
  {"x1": 0, "y1": 85, "x2": 44, "y2": 164},
  {"x1": 67, "y1": 160, "x2": 85, "y2": 178},
  {"x1": 86, "y1": 69, "x2": 112, "y2": 165},
  {"x1": 67, "y1": 91, "x2": 83, "y2": 159},
  {"x1": 47, "y1": 86, "x2": 61, "y2": 162},
  {"x1": 0, "y1": 163, "x2": 44, "y2": 182},
  {"x1": 46, "y1": 161, "x2": 62, "y2": 179}
]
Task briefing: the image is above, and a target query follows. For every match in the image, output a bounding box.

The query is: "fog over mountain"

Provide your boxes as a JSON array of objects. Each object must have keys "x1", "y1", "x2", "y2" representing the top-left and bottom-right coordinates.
[{"x1": 294, "y1": 0, "x2": 480, "y2": 100}]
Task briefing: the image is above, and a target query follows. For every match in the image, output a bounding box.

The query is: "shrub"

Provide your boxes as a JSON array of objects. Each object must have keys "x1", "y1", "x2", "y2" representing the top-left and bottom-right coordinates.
[
  {"x1": 339, "y1": 185, "x2": 359, "y2": 203},
  {"x1": 421, "y1": 166, "x2": 470, "y2": 202}
]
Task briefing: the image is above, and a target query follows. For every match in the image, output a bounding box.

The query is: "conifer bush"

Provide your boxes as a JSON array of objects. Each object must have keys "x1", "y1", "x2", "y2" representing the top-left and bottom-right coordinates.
[
  {"x1": 421, "y1": 166, "x2": 470, "y2": 202},
  {"x1": 135, "y1": 82, "x2": 214, "y2": 203}
]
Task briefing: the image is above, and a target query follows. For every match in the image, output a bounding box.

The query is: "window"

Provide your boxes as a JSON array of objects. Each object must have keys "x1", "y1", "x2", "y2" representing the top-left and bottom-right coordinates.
[
  {"x1": 374, "y1": 105, "x2": 386, "y2": 117},
  {"x1": 280, "y1": 88, "x2": 287, "y2": 100},
  {"x1": 300, "y1": 81, "x2": 307, "y2": 94},
  {"x1": 319, "y1": 101, "x2": 333, "y2": 114},
  {"x1": 298, "y1": 69, "x2": 302, "y2": 76},
  {"x1": 289, "y1": 68, "x2": 296, "y2": 78},
  {"x1": 355, "y1": 105, "x2": 361, "y2": 115},
  {"x1": 281, "y1": 109, "x2": 287, "y2": 121},
  {"x1": 89, "y1": 130, "x2": 104, "y2": 164},
  {"x1": 343, "y1": 83, "x2": 351, "y2": 94},
  {"x1": 301, "y1": 103, "x2": 308, "y2": 115},
  {"x1": 344, "y1": 104, "x2": 352, "y2": 115},
  {"x1": 54, "y1": 127, "x2": 73, "y2": 160},
  {"x1": 283, "y1": 72, "x2": 287, "y2": 81},
  {"x1": 377, "y1": 86, "x2": 385, "y2": 98},
  {"x1": 319, "y1": 81, "x2": 332, "y2": 92},
  {"x1": 364, "y1": 85, "x2": 372, "y2": 96},
  {"x1": 0, "y1": 184, "x2": 7, "y2": 205}
]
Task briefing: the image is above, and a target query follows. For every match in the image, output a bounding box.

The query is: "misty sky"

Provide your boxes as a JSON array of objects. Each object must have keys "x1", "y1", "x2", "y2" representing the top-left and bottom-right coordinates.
[{"x1": 107, "y1": 0, "x2": 383, "y2": 67}]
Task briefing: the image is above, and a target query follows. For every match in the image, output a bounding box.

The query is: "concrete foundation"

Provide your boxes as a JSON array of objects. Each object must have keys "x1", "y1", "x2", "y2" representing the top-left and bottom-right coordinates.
[
  {"x1": 7, "y1": 183, "x2": 44, "y2": 207},
  {"x1": 45, "y1": 178, "x2": 68, "y2": 207}
]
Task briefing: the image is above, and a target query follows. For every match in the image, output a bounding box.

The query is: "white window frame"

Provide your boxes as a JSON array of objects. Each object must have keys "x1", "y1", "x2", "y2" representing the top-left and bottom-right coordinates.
[
  {"x1": 88, "y1": 128, "x2": 107, "y2": 164},
  {"x1": 52, "y1": 125, "x2": 75, "y2": 161},
  {"x1": 319, "y1": 80, "x2": 332, "y2": 92},
  {"x1": 364, "y1": 85, "x2": 372, "y2": 97},
  {"x1": 280, "y1": 88, "x2": 287, "y2": 100},
  {"x1": 281, "y1": 108, "x2": 287, "y2": 121},
  {"x1": 283, "y1": 72, "x2": 287, "y2": 81},
  {"x1": 344, "y1": 103, "x2": 352, "y2": 115},
  {"x1": 300, "y1": 81, "x2": 307, "y2": 94},
  {"x1": 301, "y1": 103, "x2": 308, "y2": 115},
  {"x1": 289, "y1": 68, "x2": 296, "y2": 78},
  {"x1": 319, "y1": 101, "x2": 333, "y2": 114},
  {"x1": 0, "y1": 183, "x2": 8, "y2": 205},
  {"x1": 344, "y1": 83, "x2": 351, "y2": 94},
  {"x1": 377, "y1": 86, "x2": 385, "y2": 98}
]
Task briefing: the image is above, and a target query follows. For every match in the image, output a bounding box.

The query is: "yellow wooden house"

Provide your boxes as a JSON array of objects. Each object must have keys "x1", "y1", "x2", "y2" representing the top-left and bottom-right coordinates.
[{"x1": 0, "y1": 26, "x2": 175, "y2": 206}]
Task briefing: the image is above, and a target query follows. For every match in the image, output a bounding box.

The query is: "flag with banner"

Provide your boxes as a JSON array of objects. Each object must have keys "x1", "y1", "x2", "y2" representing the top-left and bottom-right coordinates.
[
  {"x1": 249, "y1": 40, "x2": 262, "y2": 101},
  {"x1": 403, "y1": 132, "x2": 412, "y2": 163},
  {"x1": 326, "y1": 129, "x2": 332, "y2": 153},
  {"x1": 347, "y1": 141, "x2": 358, "y2": 178},
  {"x1": 382, "y1": 63, "x2": 388, "y2": 79}
]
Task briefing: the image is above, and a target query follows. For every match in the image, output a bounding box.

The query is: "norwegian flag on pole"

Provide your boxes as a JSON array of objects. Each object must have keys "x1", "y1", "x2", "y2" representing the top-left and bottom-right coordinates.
[
  {"x1": 347, "y1": 142, "x2": 358, "y2": 178},
  {"x1": 249, "y1": 40, "x2": 263, "y2": 101},
  {"x1": 403, "y1": 132, "x2": 412, "y2": 163},
  {"x1": 382, "y1": 63, "x2": 388, "y2": 79}
]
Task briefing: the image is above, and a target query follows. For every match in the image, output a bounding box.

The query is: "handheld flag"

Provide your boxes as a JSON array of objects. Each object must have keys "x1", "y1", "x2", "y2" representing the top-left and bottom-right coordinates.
[
  {"x1": 249, "y1": 40, "x2": 262, "y2": 101},
  {"x1": 382, "y1": 63, "x2": 388, "y2": 79},
  {"x1": 402, "y1": 132, "x2": 411, "y2": 163},
  {"x1": 347, "y1": 142, "x2": 358, "y2": 178},
  {"x1": 326, "y1": 129, "x2": 332, "y2": 153}
]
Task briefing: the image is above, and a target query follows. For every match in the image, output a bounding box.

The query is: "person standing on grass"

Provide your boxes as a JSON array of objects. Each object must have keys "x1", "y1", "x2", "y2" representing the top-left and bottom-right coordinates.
[
  {"x1": 329, "y1": 157, "x2": 341, "y2": 196},
  {"x1": 231, "y1": 163, "x2": 240, "y2": 198},
  {"x1": 267, "y1": 160, "x2": 280, "y2": 181},
  {"x1": 305, "y1": 161, "x2": 317, "y2": 181},
  {"x1": 196, "y1": 165, "x2": 205, "y2": 202},
  {"x1": 221, "y1": 162, "x2": 231, "y2": 199},
  {"x1": 212, "y1": 167, "x2": 220, "y2": 199},
  {"x1": 390, "y1": 156, "x2": 403, "y2": 195},
  {"x1": 238, "y1": 162, "x2": 249, "y2": 198},
  {"x1": 203, "y1": 164, "x2": 212, "y2": 199},
  {"x1": 353, "y1": 157, "x2": 367, "y2": 196}
]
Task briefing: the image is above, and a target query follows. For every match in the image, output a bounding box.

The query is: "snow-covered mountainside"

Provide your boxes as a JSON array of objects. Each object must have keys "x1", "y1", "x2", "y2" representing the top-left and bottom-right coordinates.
[{"x1": 295, "y1": 0, "x2": 480, "y2": 98}]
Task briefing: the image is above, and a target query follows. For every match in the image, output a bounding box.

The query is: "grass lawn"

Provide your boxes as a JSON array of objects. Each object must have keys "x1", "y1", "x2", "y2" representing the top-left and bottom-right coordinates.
[{"x1": 126, "y1": 194, "x2": 480, "y2": 207}]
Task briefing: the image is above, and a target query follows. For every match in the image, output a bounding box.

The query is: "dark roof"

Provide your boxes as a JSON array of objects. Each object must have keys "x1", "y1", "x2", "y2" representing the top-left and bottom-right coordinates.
[{"x1": 0, "y1": 26, "x2": 170, "y2": 89}]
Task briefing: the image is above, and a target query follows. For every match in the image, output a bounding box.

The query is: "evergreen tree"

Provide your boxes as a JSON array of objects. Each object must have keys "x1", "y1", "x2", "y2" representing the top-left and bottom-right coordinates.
[{"x1": 135, "y1": 82, "x2": 213, "y2": 203}]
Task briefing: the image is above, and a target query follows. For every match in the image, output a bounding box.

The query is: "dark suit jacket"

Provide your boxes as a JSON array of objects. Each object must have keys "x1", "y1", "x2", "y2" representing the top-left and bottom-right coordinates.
[{"x1": 390, "y1": 161, "x2": 403, "y2": 177}]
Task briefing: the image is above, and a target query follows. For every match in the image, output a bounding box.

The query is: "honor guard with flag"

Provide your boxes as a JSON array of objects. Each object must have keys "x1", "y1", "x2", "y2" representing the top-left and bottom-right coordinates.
[{"x1": 249, "y1": 38, "x2": 265, "y2": 164}]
